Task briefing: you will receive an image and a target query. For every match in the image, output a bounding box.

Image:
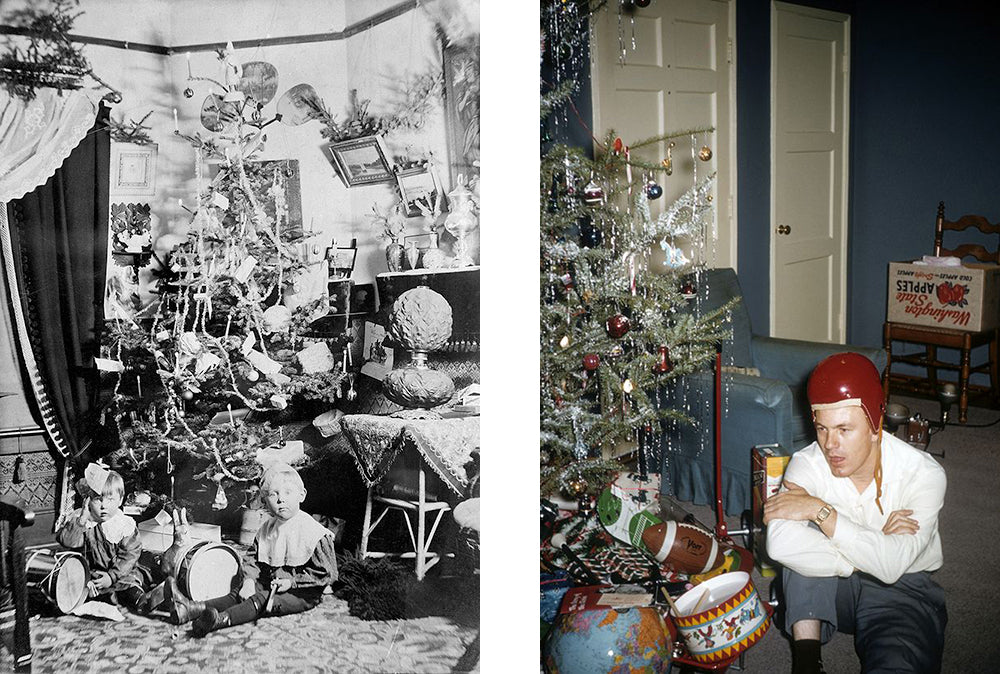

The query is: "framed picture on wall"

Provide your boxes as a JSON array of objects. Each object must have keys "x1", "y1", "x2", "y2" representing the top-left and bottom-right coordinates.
[
  {"x1": 396, "y1": 165, "x2": 445, "y2": 217},
  {"x1": 111, "y1": 142, "x2": 158, "y2": 196},
  {"x1": 442, "y1": 40, "x2": 480, "y2": 187},
  {"x1": 326, "y1": 135, "x2": 394, "y2": 187}
]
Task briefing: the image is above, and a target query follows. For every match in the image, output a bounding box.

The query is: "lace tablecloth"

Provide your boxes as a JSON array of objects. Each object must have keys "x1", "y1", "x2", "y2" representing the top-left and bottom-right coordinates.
[{"x1": 341, "y1": 415, "x2": 480, "y2": 497}]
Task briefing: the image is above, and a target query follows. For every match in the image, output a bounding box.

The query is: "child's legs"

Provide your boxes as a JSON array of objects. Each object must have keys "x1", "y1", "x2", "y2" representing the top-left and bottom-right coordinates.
[{"x1": 221, "y1": 587, "x2": 325, "y2": 628}]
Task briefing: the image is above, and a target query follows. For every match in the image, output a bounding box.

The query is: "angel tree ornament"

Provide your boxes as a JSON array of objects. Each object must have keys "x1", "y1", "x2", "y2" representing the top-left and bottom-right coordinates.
[
  {"x1": 443, "y1": 175, "x2": 479, "y2": 267},
  {"x1": 383, "y1": 287, "x2": 456, "y2": 416}
]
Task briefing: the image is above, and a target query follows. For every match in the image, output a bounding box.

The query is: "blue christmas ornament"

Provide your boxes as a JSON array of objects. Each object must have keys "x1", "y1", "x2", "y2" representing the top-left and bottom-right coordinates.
[{"x1": 645, "y1": 181, "x2": 663, "y2": 200}]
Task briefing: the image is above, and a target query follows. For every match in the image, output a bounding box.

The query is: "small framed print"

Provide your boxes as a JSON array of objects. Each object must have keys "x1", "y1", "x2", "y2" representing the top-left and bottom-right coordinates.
[
  {"x1": 327, "y1": 246, "x2": 359, "y2": 279},
  {"x1": 111, "y1": 142, "x2": 157, "y2": 196},
  {"x1": 396, "y1": 165, "x2": 445, "y2": 217},
  {"x1": 403, "y1": 232, "x2": 438, "y2": 251},
  {"x1": 325, "y1": 135, "x2": 394, "y2": 187}
]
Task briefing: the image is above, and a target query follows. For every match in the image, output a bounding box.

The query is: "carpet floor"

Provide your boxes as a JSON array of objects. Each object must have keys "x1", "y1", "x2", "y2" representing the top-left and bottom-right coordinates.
[{"x1": 22, "y1": 574, "x2": 479, "y2": 673}]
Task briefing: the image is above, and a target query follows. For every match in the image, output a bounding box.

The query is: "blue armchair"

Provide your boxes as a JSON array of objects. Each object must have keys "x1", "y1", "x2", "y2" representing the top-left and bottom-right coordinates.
[{"x1": 658, "y1": 268, "x2": 886, "y2": 515}]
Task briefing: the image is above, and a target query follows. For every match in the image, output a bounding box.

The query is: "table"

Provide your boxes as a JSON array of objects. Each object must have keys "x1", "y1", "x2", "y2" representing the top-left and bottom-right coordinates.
[{"x1": 341, "y1": 414, "x2": 479, "y2": 579}]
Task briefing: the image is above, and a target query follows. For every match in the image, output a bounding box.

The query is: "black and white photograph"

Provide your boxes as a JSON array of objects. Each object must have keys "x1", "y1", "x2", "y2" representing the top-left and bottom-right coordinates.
[{"x1": 0, "y1": 1, "x2": 485, "y2": 672}]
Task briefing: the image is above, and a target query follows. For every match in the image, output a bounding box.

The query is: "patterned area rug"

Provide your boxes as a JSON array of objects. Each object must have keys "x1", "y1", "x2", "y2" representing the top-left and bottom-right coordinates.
[{"x1": 27, "y1": 592, "x2": 479, "y2": 673}]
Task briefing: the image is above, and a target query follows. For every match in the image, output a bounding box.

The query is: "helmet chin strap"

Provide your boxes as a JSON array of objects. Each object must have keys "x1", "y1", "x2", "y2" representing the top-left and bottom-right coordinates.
[{"x1": 873, "y1": 420, "x2": 884, "y2": 515}]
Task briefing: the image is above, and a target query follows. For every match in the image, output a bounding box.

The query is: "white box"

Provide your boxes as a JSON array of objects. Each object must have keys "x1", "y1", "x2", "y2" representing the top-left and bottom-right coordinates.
[
  {"x1": 887, "y1": 261, "x2": 1000, "y2": 331},
  {"x1": 137, "y1": 519, "x2": 222, "y2": 553}
]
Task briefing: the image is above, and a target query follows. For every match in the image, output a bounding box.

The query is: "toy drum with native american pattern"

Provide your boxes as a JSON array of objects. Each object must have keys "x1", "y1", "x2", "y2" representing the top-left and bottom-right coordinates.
[
  {"x1": 672, "y1": 571, "x2": 770, "y2": 663},
  {"x1": 25, "y1": 549, "x2": 88, "y2": 614},
  {"x1": 174, "y1": 541, "x2": 241, "y2": 601}
]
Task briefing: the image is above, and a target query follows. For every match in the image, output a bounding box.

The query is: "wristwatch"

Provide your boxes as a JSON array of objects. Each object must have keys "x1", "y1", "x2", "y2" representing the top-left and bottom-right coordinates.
[{"x1": 814, "y1": 503, "x2": 834, "y2": 525}]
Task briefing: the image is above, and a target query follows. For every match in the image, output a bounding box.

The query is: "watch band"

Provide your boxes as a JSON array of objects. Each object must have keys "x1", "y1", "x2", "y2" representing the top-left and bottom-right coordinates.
[{"x1": 815, "y1": 503, "x2": 834, "y2": 525}]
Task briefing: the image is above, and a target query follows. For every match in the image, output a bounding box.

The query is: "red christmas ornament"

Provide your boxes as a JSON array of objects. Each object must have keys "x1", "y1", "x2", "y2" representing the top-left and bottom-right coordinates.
[
  {"x1": 606, "y1": 314, "x2": 631, "y2": 338},
  {"x1": 680, "y1": 280, "x2": 697, "y2": 299},
  {"x1": 653, "y1": 345, "x2": 673, "y2": 374},
  {"x1": 613, "y1": 137, "x2": 624, "y2": 154},
  {"x1": 582, "y1": 180, "x2": 605, "y2": 207},
  {"x1": 583, "y1": 353, "x2": 601, "y2": 371}
]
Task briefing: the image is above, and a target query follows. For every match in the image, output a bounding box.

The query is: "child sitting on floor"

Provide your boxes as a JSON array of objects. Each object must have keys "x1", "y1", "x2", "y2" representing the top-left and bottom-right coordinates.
[
  {"x1": 166, "y1": 462, "x2": 338, "y2": 637},
  {"x1": 56, "y1": 463, "x2": 148, "y2": 612}
]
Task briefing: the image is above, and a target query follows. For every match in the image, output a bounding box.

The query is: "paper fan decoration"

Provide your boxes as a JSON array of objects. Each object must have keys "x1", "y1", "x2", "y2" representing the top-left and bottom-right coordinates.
[
  {"x1": 238, "y1": 61, "x2": 279, "y2": 106},
  {"x1": 200, "y1": 93, "x2": 240, "y2": 132},
  {"x1": 276, "y1": 83, "x2": 325, "y2": 126}
]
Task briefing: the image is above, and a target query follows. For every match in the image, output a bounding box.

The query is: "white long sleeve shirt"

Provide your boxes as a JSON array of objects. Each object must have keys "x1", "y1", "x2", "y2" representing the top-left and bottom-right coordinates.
[{"x1": 766, "y1": 432, "x2": 945, "y2": 585}]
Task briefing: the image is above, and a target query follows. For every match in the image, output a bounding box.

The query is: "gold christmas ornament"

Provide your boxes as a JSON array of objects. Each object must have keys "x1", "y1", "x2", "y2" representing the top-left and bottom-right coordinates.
[
  {"x1": 559, "y1": 335, "x2": 571, "y2": 349},
  {"x1": 698, "y1": 145, "x2": 713, "y2": 162},
  {"x1": 568, "y1": 477, "x2": 587, "y2": 496}
]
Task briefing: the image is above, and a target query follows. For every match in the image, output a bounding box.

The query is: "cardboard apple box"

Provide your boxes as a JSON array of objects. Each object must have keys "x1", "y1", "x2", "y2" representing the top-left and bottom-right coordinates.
[
  {"x1": 137, "y1": 509, "x2": 222, "y2": 553},
  {"x1": 752, "y1": 444, "x2": 790, "y2": 577},
  {"x1": 887, "y1": 261, "x2": 1000, "y2": 331}
]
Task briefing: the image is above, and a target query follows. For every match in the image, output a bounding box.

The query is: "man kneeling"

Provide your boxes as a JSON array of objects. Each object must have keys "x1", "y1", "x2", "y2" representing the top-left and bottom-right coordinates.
[{"x1": 765, "y1": 353, "x2": 947, "y2": 673}]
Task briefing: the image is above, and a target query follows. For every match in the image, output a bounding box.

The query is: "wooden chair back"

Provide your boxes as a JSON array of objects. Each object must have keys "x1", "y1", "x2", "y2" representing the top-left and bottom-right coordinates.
[{"x1": 934, "y1": 201, "x2": 1000, "y2": 263}]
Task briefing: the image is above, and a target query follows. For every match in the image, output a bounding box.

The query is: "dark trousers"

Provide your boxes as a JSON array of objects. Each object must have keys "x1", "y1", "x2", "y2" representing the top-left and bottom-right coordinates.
[
  {"x1": 205, "y1": 585, "x2": 324, "y2": 627},
  {"x1": 783, "y1": 568, "x2": 947, "y2": 673}
]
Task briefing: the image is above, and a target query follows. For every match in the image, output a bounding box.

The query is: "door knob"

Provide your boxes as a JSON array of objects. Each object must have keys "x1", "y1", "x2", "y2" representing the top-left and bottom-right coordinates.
[{"x1": 776, "y1": 224, "x2": 791, "y2": 235}]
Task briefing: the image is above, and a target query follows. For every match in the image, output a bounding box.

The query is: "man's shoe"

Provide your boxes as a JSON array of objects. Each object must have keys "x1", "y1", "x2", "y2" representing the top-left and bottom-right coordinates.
[
  {"x1": 191, "y1": 607, "x2": 230, "y2": 638},
  {"x1": 165, "y1": 577, "x2": 206, "y2": 625}
]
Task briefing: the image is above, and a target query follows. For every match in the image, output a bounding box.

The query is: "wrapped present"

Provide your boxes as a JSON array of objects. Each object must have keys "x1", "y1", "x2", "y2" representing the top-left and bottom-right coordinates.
[
  {"x1": 540, "y1": 571, "x2": 572, "y2": 624},
  {"x1": 138, "y1": 510, "x2": 222, "y2": 553}
]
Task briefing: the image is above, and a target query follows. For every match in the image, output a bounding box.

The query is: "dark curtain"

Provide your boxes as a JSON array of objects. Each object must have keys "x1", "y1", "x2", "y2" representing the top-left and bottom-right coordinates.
[{"x1": 4, "y1": 107, "x2": 110, "y2": 459}]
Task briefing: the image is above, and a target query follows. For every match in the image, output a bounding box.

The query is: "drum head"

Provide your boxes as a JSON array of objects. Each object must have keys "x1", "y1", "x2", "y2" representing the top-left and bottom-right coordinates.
[
  {"x1": 53, "y1": 556, "x2": 87, "y2": 613},
  {"x1": 183, "y1": 544, "x2": 240, "y2": 601}
]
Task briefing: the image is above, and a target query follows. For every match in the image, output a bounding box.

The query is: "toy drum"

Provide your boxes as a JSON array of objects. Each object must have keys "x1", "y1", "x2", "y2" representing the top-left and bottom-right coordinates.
[
  {"x1": 25, "y1": 549, "x2": 88, "y2": 614},
  {"x1": 174, "y1": 541, "x2": 241, "y2": 601},
  {"x1": 672, "y1": 571, "x2": 770, "y2": 663}
]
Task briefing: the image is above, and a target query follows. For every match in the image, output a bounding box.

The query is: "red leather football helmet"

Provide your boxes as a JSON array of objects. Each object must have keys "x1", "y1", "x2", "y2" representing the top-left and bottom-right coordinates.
[{"x1": 807, "y1": 352, "x2": 884, "y2": 432}]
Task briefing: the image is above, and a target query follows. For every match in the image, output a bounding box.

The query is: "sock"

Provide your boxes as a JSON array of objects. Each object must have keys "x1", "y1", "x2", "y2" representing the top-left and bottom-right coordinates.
[{"x1": 792, "y1": 639, "x2": 823, "y2": 674}]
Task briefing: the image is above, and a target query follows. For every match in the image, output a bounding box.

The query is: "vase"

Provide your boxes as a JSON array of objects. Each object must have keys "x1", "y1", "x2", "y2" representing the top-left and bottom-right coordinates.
[
  {"x1": 386, "y1": 240, "x2": 405, "y2": 272},
  {"x1": 406, "y1": 241, "x2": 421, "y2": 270}
]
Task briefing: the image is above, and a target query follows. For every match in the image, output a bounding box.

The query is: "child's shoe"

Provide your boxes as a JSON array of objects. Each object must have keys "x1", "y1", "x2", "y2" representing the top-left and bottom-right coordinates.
[
  {"x1": 165, "y1": 576, "x2": 206, "y2": 624},
  {"x1": 192, "y1": 607, "x2": 230, "y2": 638}
]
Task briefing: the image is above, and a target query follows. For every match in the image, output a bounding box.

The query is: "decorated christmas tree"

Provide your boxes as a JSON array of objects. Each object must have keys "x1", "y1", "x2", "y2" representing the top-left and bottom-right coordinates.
[
  {"x1": 101, "y1": 46, "x2": 352, "y2": 510},
  {"x1": 540, "y1": 0, "x2": 733, "y2": 503}
]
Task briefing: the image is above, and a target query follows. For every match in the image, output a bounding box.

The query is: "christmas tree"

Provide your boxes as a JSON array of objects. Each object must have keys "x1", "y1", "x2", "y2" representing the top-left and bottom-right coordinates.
[
  {"x1": 101, "y1": 46, "x2": 351, "y2": 510},
  {"x1": 540, "y1": 0, "x2": 734, "y2": 502}
]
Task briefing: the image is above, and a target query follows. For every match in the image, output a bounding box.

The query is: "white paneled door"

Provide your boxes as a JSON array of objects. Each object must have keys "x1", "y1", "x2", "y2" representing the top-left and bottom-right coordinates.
[
  {"x1": 590, "y1": 0, "x2": 736, "y2": 270},
  {"x1": 770, "y1": 2, "x2": 850, "y2": 342}
]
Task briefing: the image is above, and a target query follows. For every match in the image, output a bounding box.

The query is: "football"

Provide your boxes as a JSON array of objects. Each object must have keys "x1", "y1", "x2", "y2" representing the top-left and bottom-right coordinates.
[{"x1": 641, "y1": 520, "x2": 722, "y2": 574}]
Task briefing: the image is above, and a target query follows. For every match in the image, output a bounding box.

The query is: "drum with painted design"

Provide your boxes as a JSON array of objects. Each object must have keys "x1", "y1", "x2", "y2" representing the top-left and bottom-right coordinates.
[
  {"x1": 174, "y1": 541, "x2": 241, "y2": 601},
  {"x1": 672, "y1": 571, "x2": 770, "y2": 663},
  {"x1": 25, "y1": 549, "x2": 88, "y2": 614}
]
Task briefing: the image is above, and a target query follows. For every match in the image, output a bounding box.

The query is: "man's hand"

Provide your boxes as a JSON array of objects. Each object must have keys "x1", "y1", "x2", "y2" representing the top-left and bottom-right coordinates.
[
  {"x1": 763, "y1": 481, "x2": 824, "y2": 525},
  {"x1": 91, "y1": 571, "x2": 112, "y2": 592},
  {"x1": 882, "y1": 509, "x2": 919, "y2": 536}
]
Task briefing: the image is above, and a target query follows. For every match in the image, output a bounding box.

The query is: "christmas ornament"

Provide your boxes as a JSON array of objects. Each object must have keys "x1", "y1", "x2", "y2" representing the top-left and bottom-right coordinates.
[
  {"x1": 698, "y1": 145, "x2": 713, "y2": 162},
  {"x1": 183, "y1": 87, "x2": 195, "y2": 99},
  {"x1": 181, "y1": 390, "x2": 194, "y2": 401},
  {"x1": 606, "y1": 314, "x2": 631, "y2": 338},
  {"x1": 609, "y1": 344, "x2": 625, "y2": 358},
  {"x1": 612, "y1": 137, "x2": 624, "y2": 154},
  {"x1": 660, "y1": 240, "x2": 690, "y2": 268},
  {"x1": 622, "y1": 378, "x2": 634, "y2": 393},
  {"x1": 645, "y1": 180, "x2": 663, "y2": 200},
  {"x1": 582, "y1": 289, "x2": 594, "y2": 303},
  {"x1": 560, "y1": 272, "x2": 574, "y2": 289},
  {"x1": 582, "y1": 353, "x2": 600, "y2": 371},
  {"x1": 661, "y1": 141, "x2": 675, "y2": 175},
  {"x1": 559, "y1": 335, "x2": 571, "y2": 349},
  {"x1": 680, "y1": 280, "x2": 697, "y2": 299},
  {"x1": 635, "y1": 0, "x2": 652, "y2": 7},
  {"x1": 577, "y1": 495, "x2": 595, "y2": 517},
  {"x1": 582, "y1": 180, "x2": 605, "y2": 207},
  {"x1": 653, "y1": 346, "x2": 673, "y2": 374},
  {"x1": 568, "y1": 477, "x2": 587, "y2": 496}
]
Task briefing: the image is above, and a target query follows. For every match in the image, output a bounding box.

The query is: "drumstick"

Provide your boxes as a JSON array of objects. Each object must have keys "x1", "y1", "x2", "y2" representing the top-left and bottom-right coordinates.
[
  {"x1": 263, "y1": 584, "x2": 277, "y2": 614},
  {"x1": 692, "y1": 588, "x2": 711, "y2": 613},
  {"x1": 662, "y1": 589, "x2": 682, "y2": 617}
]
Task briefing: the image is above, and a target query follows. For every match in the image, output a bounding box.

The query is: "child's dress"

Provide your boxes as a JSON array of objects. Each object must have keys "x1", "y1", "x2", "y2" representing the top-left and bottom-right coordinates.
[{"x1": 56, "y1": 509, "x2": 144, "y2": 600}]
